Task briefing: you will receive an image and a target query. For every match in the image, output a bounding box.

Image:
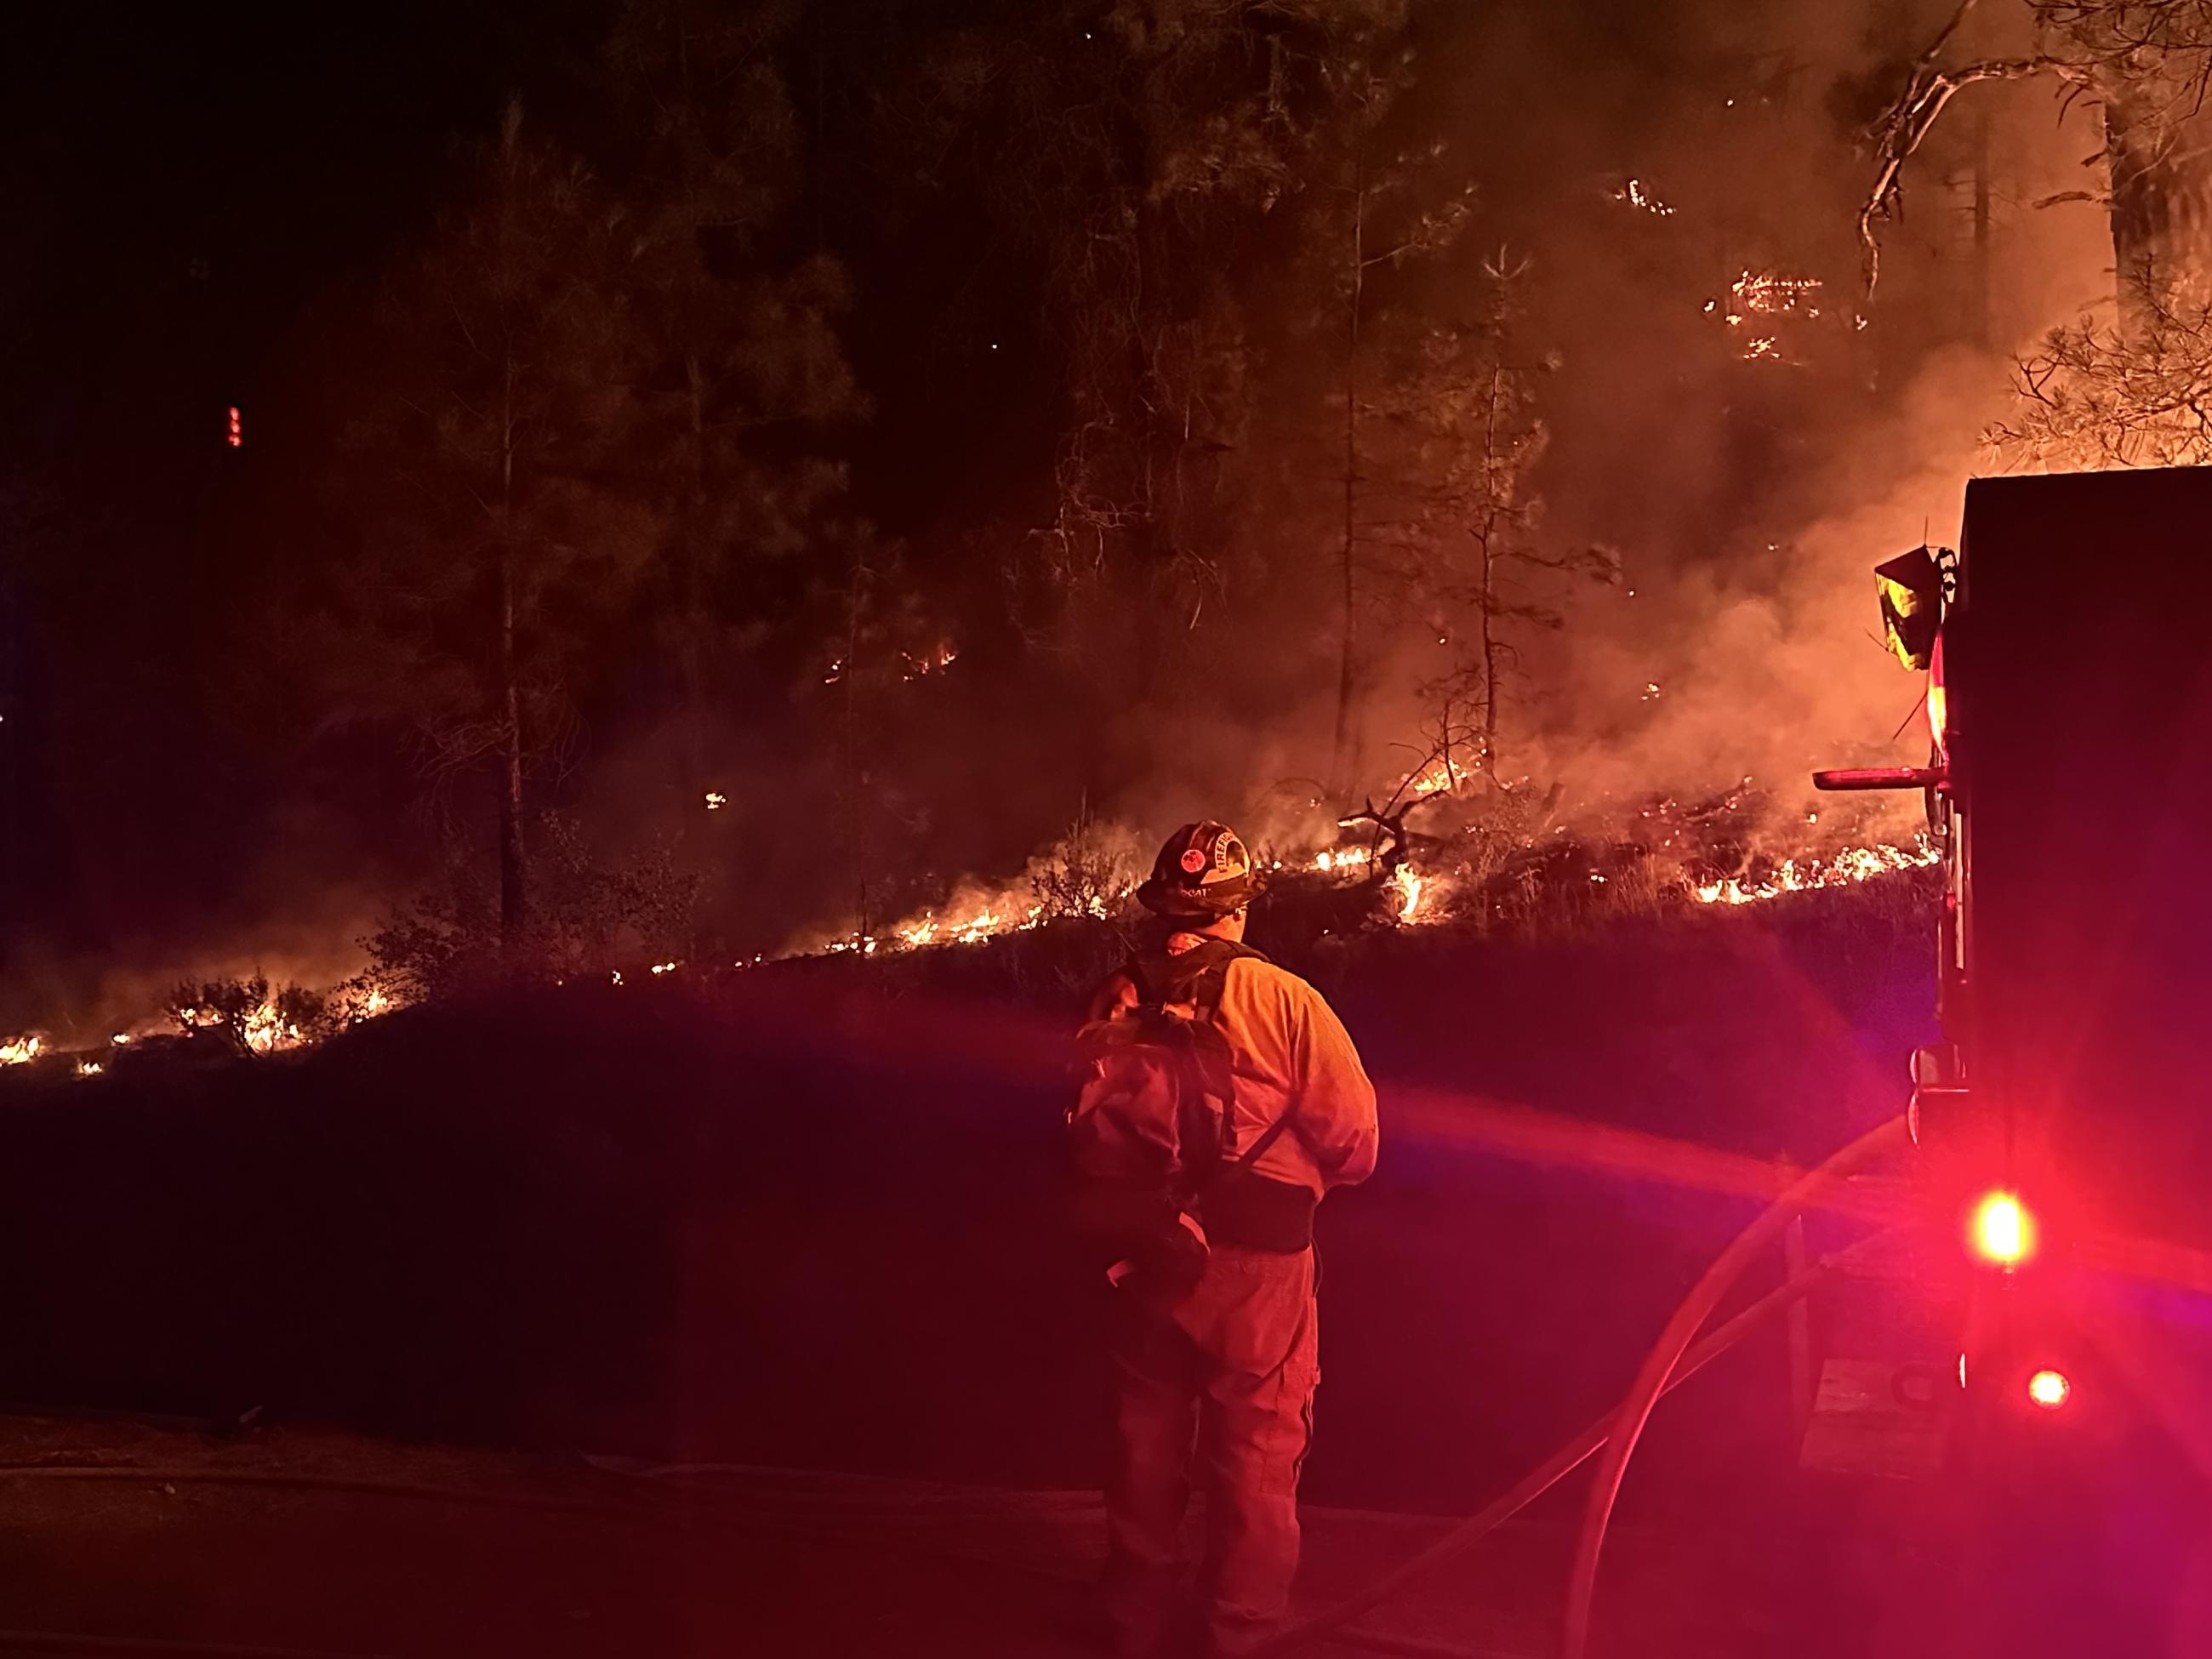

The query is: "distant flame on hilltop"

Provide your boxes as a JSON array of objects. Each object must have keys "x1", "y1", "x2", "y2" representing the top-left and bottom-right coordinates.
[{"x1": 10, "y1": 755, "x2": 1939, "y2": 1072}]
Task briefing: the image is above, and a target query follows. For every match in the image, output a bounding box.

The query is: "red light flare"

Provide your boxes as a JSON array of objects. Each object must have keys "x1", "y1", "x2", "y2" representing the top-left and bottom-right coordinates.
[
  {"x1": 2027, "y1": 1368, "x2": 2072, "y2": 1410},
  {"x1": 1970, "y1": 1189, "x2": 2036, "y2": 1268},
  {"x1": 226, "y1": 406, "x2": 242, "y2": 448}
]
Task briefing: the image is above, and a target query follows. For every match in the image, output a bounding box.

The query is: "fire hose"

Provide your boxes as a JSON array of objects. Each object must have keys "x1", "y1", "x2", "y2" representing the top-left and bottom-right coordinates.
[
  {"x1": 1557, "y1": 1113, "x2": 1911, "y2": 1659},
  {"x1": 1251, "y1": 1112, "x2": 1912, "y2": 1659}
]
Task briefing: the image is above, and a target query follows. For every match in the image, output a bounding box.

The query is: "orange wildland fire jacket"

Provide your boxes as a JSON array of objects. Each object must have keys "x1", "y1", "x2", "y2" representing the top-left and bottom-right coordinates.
[{"x1": 1087, "y1": 937, "x2": 1379, "y2": 1199}]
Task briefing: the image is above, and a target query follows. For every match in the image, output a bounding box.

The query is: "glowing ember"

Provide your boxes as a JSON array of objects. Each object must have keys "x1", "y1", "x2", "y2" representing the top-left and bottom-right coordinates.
[
  {"x1": 110, "y1": 1032, "x2": 131, "y2": 1046},
  {"x1": 1730, "y1": 270, "x2": 1821, "y2": 316},
  {"x1": 1691, "y1": 838, "x2": 1939, "y2": 905},
  {"x1": 649, "y1": 961, "x2": 678, "y2": 976},
  {"x1": 1614, "y1": 177, "x2": 1676, "y2": 216},
  {"x1": 77, "y1": 1061, "x2": 102, "y2": 1078},
  {"x1": 1713, "y1": 271, "x2": 1821, "y2": 361},
  {"x1": 2, "y1": 1036, "x2": 42, "y2": 1066},
  {"x1": 901, "y1": 641, "x2": 960, "y2": 681},
  {"x1": 704, "y1": 790, "x2": 727, "y2": 811}
]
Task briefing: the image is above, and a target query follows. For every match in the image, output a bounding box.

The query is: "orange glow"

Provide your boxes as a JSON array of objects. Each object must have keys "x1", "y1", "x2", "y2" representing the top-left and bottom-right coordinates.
[
  {"x1": 1971, "y1": 1190, "x2": 2036, "y2": 1267},
  {"x1": 2027, "y1": 1368, "x2": 2071, "y2": 1410},
  {"x1": 1926, "y1": 679, "x2": 1947, "y2": 752},
  {"x1": 1691, "y1": 837, "x2": 1939, "y2": 906}
]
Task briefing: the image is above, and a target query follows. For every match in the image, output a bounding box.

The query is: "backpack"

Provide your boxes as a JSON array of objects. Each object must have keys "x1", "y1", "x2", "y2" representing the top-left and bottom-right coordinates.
[{"x1": 1067, "y1": 938, "x2": 1293, "y2": 1289}]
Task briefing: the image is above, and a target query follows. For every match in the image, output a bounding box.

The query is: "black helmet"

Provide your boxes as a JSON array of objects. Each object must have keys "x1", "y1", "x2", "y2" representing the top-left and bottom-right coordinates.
[{"x1": 1136, "y1": 820, "x2": 1264, "y2": 919}]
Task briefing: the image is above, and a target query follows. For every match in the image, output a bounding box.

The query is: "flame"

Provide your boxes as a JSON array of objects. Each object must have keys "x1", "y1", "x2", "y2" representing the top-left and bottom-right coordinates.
[
  {"x1": 110, "y1": 1032, "x2": 132, "y2": 1046},
  {"x1": 895, "y1": 902, "x2": 1050, "y2": 950},
  {"x1": 239, "y1": 1002, "x2": 302, "y2": 1055},
  {"x1": 1388, "y1": 864, "x2": 1426, "y2": 923},
  {"x1": 1405, "y1": 759, "x2": 1463, "y2": 798},
  {"x1": 1314, "y1": 847, "x2": 1371, "y2": 874},
  {"x1": 1, "y1": 1035, "x2": 41, "y2": 1067},
  {"x1": 1691, "y1": 837, "x2": 1940, "y2": 906},
  {"x1": 77, "y1": 1060, "x2": 102, "y2": 1078},
  {"x1": 900, "y1": 640, "x2": 960, "y2": 681}
]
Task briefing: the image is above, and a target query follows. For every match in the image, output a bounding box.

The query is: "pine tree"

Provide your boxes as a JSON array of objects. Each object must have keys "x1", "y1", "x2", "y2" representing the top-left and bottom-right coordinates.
[
  {"x1": 311, "y1": 100, "x2": 657, "y2": 954},
  {"x1": 605, "y1": 0, "x2": 864, "y2": 804}
]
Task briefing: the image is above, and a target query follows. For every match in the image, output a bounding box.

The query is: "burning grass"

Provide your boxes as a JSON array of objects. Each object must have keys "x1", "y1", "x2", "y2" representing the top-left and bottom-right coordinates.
[{"x1": 4, "y1": 773, "x2": 1938, "y2": 1082}]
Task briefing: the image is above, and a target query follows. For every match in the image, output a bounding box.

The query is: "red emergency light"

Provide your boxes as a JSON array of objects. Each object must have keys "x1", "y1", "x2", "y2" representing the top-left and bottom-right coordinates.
[{"x1": 1970, "y1": 1190, "x2": 2036, "y2": 1268}]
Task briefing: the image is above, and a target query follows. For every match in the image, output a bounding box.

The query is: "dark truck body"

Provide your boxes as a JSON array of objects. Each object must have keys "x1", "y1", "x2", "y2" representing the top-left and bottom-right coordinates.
[
  {"x1": 1948, "y1": 467, "x2": 2212, "y2": 1256},
  {"x1": 1878, "y1": 468, "x2": 2212, "y2": 1656}
]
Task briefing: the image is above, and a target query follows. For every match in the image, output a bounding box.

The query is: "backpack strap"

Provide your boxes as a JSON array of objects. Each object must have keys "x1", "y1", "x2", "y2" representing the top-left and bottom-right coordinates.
[
  {"x1": 1124, "y1": 937, "x2": 1265, "y2": 1016},
  {"x1": 1231, "y1": 1103, "x2": 1299, "y2": 1170},
  {"x1": 1121, "y1": 940, "x2": 1303, "y2": 1165}
]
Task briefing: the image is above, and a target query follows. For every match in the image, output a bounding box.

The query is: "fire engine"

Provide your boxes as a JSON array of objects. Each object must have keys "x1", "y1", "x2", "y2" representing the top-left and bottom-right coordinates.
[{"x1": 1811, "y1": 465, "x2": 2212, "y2": 1652}]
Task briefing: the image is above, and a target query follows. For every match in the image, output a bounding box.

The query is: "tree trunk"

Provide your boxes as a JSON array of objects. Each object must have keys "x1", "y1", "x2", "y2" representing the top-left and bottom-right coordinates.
[
  {"x1": 681, "y1": 352, "x2": 710, "y2": 802},
  {"x1": 843, "y1": 548, "x2": 869, "y2": 943},
  {"x1": 499, "y1": 553, "x2": 527, "y2": 949},
  {"x1": 1477, "y1": 367, "x2": 1505, "y2": 774},
  {"x1": 498, "y1": 351, "x2": 527, "y2": 951},
  {"x1": 1971, "y1": 105, "x2": 1991, "y2": 347},
  {"x1": 2104, "y1": 91, "x2": 2175, "y2": 331},
  {"x1": 1330, "y1": 154, "x2": 1367, "y2": 797}
]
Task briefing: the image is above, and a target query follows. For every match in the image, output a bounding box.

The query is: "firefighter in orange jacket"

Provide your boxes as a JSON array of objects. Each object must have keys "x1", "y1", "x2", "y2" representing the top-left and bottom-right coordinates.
[{"x1": 1090, "y1": 821, "x2": 1379, "y2": 1657}]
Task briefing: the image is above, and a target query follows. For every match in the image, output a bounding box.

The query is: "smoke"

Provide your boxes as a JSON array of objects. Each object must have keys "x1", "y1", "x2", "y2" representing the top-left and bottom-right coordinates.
[
  {"x1": 1088, "y1": 0, "x2": 2119, "y2": 857},
  {"x1": 2, "y1": 0, "x2": 2135, "y2": 1031}
]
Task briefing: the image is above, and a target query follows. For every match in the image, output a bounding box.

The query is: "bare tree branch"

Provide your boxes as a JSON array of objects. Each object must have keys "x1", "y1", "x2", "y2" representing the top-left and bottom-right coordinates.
[{"x1": 1860, "y1": 39, "x2": 2080, "y2": 293}]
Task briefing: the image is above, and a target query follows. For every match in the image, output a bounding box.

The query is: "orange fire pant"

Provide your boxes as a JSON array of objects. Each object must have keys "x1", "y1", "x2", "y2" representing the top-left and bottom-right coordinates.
[{"x1": 1106, "y1": 1244, "x2": 1320, "y2": 1654}]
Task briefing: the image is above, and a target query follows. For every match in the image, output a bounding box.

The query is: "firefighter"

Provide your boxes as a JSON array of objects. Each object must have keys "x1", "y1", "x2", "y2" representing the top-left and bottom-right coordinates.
[{"x1": 1090, "y1": 821, "x2": 1379, "y2": 1657}]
